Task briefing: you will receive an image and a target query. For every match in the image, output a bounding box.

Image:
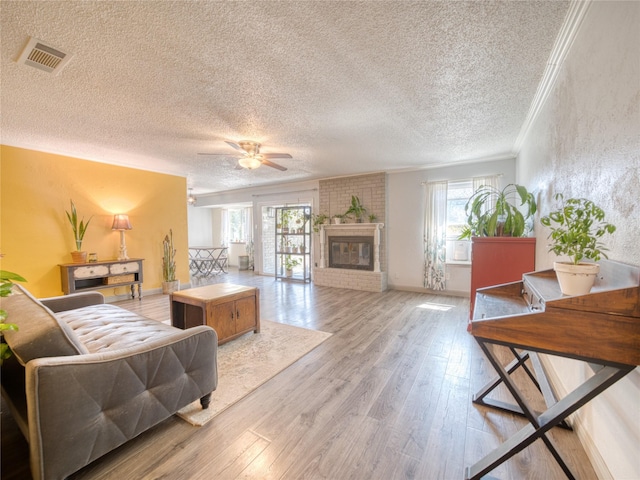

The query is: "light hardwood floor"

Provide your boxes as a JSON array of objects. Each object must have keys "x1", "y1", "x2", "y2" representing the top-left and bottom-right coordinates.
[{"x1": 1, "y1": 270, "x2": 597, "y2": 479}]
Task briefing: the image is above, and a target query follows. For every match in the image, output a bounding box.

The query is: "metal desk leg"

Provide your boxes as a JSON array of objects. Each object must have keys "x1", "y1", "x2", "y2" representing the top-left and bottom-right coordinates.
[{"x1": 466, "y1": 339, "x2": 635, "y2": 480}]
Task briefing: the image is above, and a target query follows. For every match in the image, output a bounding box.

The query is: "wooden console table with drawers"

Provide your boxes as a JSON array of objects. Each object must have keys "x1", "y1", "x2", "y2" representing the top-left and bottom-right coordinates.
[{"x1": 59, "y1": 258, "x2": 144, "y2": 299}]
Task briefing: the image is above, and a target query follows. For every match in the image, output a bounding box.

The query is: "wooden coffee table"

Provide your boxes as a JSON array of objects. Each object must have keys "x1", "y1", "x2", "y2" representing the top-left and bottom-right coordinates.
[{"x1": 170, "y1": 284, "x2": 260, "y2": 345}]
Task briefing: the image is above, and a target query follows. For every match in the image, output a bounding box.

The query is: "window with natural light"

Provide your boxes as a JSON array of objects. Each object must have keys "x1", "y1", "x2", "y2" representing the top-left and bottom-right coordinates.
[{"x1": 446, "y1": 180, "x2": 473, "y2": 264}]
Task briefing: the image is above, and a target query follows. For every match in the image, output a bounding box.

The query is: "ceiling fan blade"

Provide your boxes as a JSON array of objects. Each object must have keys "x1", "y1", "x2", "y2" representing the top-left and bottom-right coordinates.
[
  {"x1": 225, "y1": 141, "x2": 244, "y2": 151},
  {"x1": 262, "y1": 153, "x2": 292, "y2": 159},
  {"x1": 261, "y1": 159, "x2": 287, "y2": 171},
  {"x1": 197, "y1": 152, "x2": 239, "y2": 156}
]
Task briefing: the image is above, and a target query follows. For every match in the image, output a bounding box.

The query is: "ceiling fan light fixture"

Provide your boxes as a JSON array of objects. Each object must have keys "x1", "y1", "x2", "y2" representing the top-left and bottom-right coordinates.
[{"x1": 238, "y1": 156, "x2": 262, "y2": 169}]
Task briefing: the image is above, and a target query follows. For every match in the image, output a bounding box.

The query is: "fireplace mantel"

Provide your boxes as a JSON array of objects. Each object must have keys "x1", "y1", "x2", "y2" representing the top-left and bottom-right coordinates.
[{"x1": 319, "y1": 223, "x2": 384, "y2": 272}]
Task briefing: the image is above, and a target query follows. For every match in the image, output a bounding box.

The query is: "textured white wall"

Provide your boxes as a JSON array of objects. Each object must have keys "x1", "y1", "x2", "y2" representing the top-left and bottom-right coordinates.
[
  {"x1": 518, "y1": 2, "x2": 640, "y2": 478},
  {"x1": 387, "y1": 158, "x2": 516, "y2": 293}
]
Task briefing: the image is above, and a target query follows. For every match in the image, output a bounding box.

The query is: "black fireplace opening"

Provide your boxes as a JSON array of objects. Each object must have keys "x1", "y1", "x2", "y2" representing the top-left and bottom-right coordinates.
[{"x1": 329, "y1": 236, "x2": 374, "y2": 271}]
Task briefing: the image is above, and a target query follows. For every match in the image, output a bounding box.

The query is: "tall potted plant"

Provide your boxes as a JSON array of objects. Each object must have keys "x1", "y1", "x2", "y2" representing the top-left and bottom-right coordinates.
[
  {"x1": 540, "y1": 194, "x2": 616, "y2": 296},
  {"x1": 66, "y1": 200, "x2": 92, "y2": 263},
  {"x1": 162, "y1": 229, "x2": 179, "y2": 294},
  {"x1": 460, "y1": 184, "x2": 536, "y2": 238},
  {"x1": 460, "y1": 183, "x2": 537, "y2": 322}
]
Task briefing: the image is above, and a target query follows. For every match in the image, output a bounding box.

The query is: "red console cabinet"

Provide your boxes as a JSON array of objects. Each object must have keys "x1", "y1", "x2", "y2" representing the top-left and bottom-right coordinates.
[{"x1": 469, "y1": 237, "x2": 536, "y2": 320}]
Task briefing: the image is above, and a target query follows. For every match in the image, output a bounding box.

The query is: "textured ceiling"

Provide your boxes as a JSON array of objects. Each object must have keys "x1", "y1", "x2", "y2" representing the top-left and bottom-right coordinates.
[{"x1": 1, "y1": 1, "x2": 570, "y2": 194}]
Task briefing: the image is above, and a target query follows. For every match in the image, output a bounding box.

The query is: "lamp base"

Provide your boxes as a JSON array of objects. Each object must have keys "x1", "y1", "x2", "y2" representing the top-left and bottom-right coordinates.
[{"x1": 118, "y1": 230, "x2": 129, "y2": 260}]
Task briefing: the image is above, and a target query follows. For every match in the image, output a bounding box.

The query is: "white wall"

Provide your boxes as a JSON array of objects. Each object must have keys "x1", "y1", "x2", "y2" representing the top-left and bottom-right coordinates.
[
  {"x1": 187, "y1": 205, "x2": 214, "y2": 246},
  {"x1": 387, "y1": 158, "x2": 516, "y2": 294},
  {"x1": 518, "y1": 2, "x2": 640, "y2": 478}
]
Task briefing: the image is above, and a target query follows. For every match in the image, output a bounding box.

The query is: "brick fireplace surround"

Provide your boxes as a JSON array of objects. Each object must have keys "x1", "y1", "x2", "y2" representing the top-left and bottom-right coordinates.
[{"x1": 313, "y1": 173, "x2": 388, "y2": 292}]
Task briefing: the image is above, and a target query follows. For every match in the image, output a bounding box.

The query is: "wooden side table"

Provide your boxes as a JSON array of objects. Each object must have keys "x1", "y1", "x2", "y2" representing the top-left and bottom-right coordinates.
[{"x1": 170, "y1": 284, "x2": 260, "y2": 345}]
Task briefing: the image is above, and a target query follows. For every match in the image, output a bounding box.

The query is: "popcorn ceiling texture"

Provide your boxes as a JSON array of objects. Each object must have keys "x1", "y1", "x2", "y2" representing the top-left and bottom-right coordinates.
[{"x1": 0, "y1": 1, "x2": 569, "y2": 193}]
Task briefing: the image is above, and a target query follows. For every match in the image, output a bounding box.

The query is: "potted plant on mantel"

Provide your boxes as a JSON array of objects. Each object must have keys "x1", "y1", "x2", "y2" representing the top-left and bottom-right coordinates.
[
  {"x1": 345, "y1": 195, "x2": 367, "y2": 223},
  {"x1": 162, "y1": 229, "x2": 180, "y2": 294},
  {"x1": 540, "y1": 193, "x2": 616, "y2": 296},
  {"x1": 66, "y1": 200, "x2": 92, "y2": 263}
]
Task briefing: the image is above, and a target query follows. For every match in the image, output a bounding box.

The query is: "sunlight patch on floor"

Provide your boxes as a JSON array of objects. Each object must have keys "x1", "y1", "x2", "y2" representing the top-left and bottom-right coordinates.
[{"x1": 417, "y1": 302, "x2": 455, "y2": 311}]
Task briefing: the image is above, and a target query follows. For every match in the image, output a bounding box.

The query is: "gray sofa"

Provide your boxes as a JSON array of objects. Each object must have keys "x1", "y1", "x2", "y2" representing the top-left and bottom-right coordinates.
[{"x1": 1, "y1": 284, "x2": 218, "y2": 480}]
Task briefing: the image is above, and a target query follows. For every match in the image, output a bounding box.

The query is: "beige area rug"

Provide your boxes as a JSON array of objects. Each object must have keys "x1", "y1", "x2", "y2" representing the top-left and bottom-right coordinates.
[{"x1": 177, "y1": 320, "x2": 331, "y2": 426}]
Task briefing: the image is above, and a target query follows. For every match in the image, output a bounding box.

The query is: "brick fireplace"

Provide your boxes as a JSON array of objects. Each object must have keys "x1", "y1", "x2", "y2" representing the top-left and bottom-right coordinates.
[
  {"x1": 313, "y1": 172, "x2": 388, "y2": 292},
  {"x1": 314, "y1": 223, "x2": 387, "y2": 291}
]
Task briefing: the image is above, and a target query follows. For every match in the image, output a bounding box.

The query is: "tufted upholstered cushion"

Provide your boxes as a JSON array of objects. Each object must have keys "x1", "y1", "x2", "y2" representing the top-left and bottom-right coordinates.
[
  {"x1": 2, "y1": 284, "x2": 88, "y2": 365},
  {"x1": 57, "y1": 304, "x2": 180, "y2": 353}
]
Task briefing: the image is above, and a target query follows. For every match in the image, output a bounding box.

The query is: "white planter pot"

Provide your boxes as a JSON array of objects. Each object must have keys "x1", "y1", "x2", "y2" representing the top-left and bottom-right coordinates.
[
  {"x1": 285, "y1": 269, "x2": 293, "y2": 277},
  {"x1": 162, "y1": 280, "x2": 180, "y2": 295},
  {"x1": 553, "y1": 262, "x2": 599, "y2": 296}
]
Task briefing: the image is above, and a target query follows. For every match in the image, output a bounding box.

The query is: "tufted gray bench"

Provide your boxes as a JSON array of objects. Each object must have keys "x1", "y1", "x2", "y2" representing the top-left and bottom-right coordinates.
[{"x1": 1, "y1": 284, "x2": 217, "y2": 480}]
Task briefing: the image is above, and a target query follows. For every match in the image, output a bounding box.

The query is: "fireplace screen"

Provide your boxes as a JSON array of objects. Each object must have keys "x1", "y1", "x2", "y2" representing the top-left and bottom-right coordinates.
[{"x1": 329, "y1": 236, "x2": 374, "y2": 271}]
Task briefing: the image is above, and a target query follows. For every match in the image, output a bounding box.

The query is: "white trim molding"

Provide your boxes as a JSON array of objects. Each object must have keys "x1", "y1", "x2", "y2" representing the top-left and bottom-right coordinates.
[{"x1": 513, "y1": 0, "x2": 592, "y2": 154}]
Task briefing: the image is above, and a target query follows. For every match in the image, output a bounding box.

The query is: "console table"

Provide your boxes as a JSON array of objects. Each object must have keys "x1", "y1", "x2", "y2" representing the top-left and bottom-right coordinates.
[
  {"x1": 59, "y1": 258, "x2": 144, "y2": 299},
  {"x1": 466, "y1": 259, "x2": 640, "y2": 479}
]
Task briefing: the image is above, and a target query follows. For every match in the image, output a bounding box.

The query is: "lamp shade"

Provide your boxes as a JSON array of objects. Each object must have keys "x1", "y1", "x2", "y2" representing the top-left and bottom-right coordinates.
[{"x1": 111, "y1": 214, "x2": 132, "y2": 231}]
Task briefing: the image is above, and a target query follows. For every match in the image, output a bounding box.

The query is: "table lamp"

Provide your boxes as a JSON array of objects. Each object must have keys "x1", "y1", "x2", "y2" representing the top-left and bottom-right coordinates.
[{"x1": 112, "y1": 214, "x2": 132, "y2": 260}]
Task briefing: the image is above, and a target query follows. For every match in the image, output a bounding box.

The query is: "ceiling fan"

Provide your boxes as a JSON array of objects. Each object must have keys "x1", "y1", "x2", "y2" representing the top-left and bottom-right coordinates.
[{"x1": 198, "y1": 141, "x2": 292, "y2": 171}]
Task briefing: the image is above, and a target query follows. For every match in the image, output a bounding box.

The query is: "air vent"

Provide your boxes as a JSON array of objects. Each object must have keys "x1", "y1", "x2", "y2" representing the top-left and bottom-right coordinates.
[{"x1": 17, "y1": 37, "x2": 73, "y2": 75}]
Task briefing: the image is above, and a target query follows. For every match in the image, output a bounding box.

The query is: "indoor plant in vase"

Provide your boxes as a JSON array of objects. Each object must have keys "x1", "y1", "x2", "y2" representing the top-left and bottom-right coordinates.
[
  {"x1": 162, "y1": 229, "x2": 180, "y2": 294},
  {"x1": 540, "y1": 193, "x2": 616, "y2": 296},
  {"x1": 284, "y1": 255, "x2": 300, "y2": 277},
  {"x1": 66, "y1": 200, "x2": 92, "y2": 263},
  {"x1": 345, "y1": 195, "x2": 367, "y2": 223},
  {"x1": 459, "y1": 184, "x2": 537, "y2": 238}
]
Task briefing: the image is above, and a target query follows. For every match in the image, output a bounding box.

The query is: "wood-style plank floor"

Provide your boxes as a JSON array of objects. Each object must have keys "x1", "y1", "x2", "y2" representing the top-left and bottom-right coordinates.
[{"x1": 1, "y1": 270, "x2": 597, "y2": 479}]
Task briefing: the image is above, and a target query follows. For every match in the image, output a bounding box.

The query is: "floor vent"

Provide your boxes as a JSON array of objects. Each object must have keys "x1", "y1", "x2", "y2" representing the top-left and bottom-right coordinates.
[{"x1": 17, "y1": 37, "x2": 73, "y2": 75}]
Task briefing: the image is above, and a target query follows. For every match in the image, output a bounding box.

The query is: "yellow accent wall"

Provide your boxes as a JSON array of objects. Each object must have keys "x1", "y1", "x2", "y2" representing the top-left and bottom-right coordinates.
[{"x1": 0, "y1": 145, "x2": 189, "y2": 298}]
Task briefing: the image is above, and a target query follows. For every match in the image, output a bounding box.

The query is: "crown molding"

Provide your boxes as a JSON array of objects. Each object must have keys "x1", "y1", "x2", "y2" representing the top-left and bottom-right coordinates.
[{"x1": 512, "y1": 0, "x2": 592, "y2": 154}]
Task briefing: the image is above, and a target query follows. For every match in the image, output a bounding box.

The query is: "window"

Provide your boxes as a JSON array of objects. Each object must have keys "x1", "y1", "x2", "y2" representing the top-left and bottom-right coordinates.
[
  {"x1": 445, "y1": 180, "x2": 473, "y2": 263},
  {"x1": 222, "y1": 207, "x2": 252, "y2": 245}
]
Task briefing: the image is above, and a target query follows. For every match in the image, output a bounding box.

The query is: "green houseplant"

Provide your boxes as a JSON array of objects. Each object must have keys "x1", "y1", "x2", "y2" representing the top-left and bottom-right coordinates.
[
  {"x1": 312, "y1": 213, "x2": 329, "y2": 232},
  {"x1": 540, "y1": 194, "x2": 616, "y2": 295},
  {"x1": 284, "y1": 255, "x2": 301, "y2": 277},
  {"x1": 162, "y1": 229, "x2": 179, "y2": 294},
  {"x1": 345, "y1": 195, "x2": 367, "y2": 223},
  {"x1": 0, "y1": 269, "x2": 26, "y2": 364},
  {"x1": 459, "y1": 184, "x2": 536, "y2": 238},
  {"x1": 65, "y1": 200, "x2": 92, "y2": 263}
]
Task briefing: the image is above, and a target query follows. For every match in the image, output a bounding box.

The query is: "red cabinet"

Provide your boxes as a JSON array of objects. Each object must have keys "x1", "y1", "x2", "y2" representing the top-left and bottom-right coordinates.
[{"x1": 469, "y1": 237, "x2": 535, "y2": 320}]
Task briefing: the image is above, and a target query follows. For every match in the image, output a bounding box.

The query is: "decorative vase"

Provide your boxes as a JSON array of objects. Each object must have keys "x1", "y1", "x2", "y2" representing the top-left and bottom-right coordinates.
[
  {"x1": 285, "y1": 269, "x2": 293, "y2": 277},
  {"x1": 553, "y1": 262, "x2": 599, "y2": 296},
  {"x1": 333, "y1": 218, "x2": 341, "y2": 225},
  {"x1": 162, "y1": 280, "x2": 180, "y2": 295},
  {"x1": 71, "y1": 251, "x2": 88, "y2": 263}
]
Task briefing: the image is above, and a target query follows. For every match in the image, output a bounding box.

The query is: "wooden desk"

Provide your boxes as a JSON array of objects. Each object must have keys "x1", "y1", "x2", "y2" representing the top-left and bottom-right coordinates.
[
  {"x1": 171, "y1": 284, "x2": 260, "y2": 345},
  {"x1": 59, "y1": 258, "x2": 144, "y2": 299},
  {"x1": 466, "y1": 260, "x2": 640, "y2": 480}
]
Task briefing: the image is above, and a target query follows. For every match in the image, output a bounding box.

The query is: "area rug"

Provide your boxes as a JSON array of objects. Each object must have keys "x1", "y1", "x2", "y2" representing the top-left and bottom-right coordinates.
[{"x1": 176, "y1": 320, "x2": 332, "y2": 426}]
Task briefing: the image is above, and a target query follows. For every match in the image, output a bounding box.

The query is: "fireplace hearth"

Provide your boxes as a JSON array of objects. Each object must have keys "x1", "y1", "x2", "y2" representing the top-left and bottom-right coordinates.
[{"x1": 329, "y1": 236, "x2": 374, "y2": 271}]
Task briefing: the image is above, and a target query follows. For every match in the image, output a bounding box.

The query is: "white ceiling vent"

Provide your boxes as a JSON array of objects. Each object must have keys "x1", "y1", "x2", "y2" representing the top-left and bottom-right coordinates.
[{"x1": 17, "y1": 37, "x2": 73, "y2": 75}]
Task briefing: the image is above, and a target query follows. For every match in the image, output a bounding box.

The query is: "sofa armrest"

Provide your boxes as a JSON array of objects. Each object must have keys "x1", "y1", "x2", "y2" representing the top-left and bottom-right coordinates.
[
  {"x1": 24, "y1": 325, "x2": 217, "y2": 480},
  {"x1": 40, "y1": 291, "x2": 105, "y2": 312}
]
